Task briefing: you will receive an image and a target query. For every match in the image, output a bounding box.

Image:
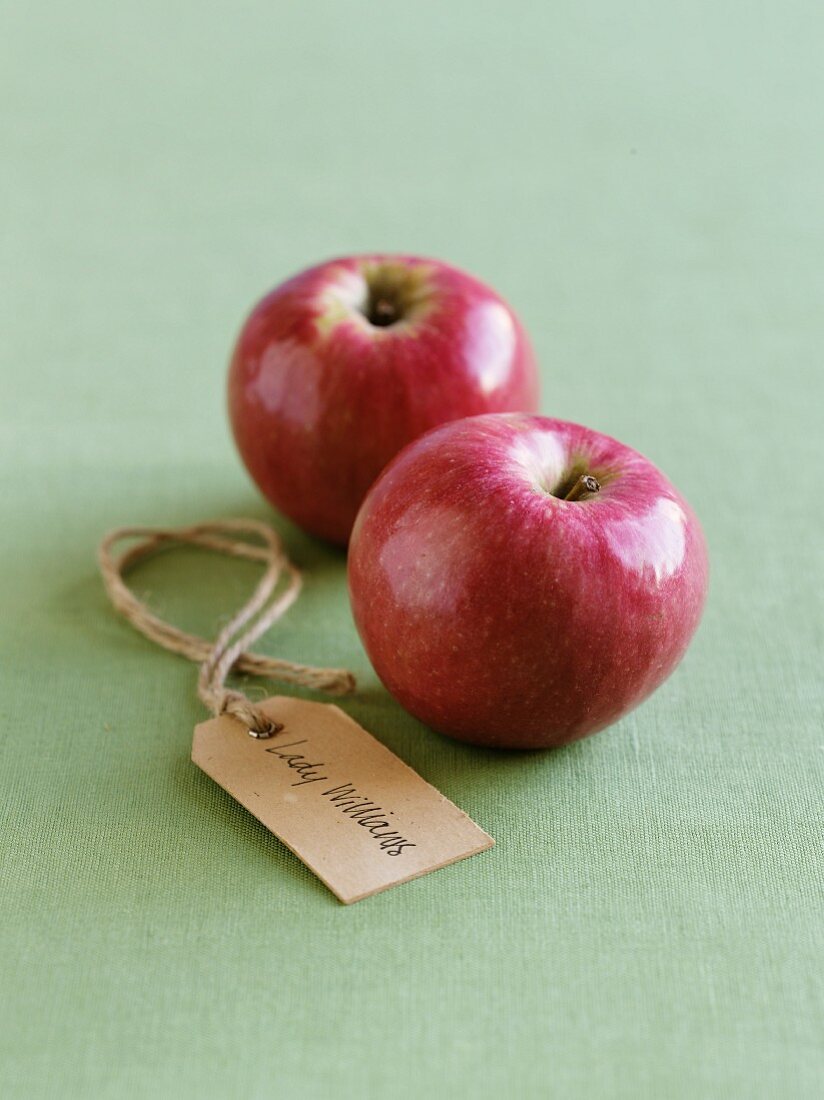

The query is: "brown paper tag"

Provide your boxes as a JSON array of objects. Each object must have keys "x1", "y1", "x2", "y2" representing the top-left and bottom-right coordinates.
[{"x1": 192, "y1": 696, "x2": 494, "y2": 904}]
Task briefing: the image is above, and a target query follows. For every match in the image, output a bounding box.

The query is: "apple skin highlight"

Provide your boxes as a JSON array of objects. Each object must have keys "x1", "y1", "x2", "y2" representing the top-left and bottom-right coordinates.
[
  {"x1": 348, "y1": 414, "x2": 709, "y2": 750},
  {"x1": 228, "y1": 255, "x2": 539, "y2": 545}
]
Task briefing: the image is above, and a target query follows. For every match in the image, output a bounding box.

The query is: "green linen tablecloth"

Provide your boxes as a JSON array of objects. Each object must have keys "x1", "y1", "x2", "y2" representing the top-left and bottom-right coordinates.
[{"x1": 2, "y1": 2, "x2": 822, "y2": 1097}]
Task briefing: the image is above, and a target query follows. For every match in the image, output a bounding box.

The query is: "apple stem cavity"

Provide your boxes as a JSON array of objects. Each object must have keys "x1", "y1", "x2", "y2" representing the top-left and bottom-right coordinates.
[{"x1": 562, "y1": 474, "x2": 601, "y2": 502}]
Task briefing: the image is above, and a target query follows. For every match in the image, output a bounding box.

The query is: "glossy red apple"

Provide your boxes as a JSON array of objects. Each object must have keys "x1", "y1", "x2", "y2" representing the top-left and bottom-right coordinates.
[
  {"x1": 348, "y1": 414, "x2": 709, "y2": 749},
  {"x1": 228, "y1": 255, "x2": 539, "y2": 544}
]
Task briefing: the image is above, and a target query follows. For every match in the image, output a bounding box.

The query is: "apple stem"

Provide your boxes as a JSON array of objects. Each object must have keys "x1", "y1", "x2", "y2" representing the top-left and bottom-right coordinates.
[
  {"x1": 370, "y1": 298, "x2": 400, "y2": 326},
  {"x1": 563, "y1": 474, "x2": 601, "y2": 501}
]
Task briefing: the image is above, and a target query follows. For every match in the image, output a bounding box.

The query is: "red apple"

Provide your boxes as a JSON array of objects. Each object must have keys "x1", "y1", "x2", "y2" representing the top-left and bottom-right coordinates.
[
  {"x1": 228, "y1": 255, "x2": 539, "y2": 544},
  {"x1": 348, "y1": 414, "x2": 709, "y2": 749}
]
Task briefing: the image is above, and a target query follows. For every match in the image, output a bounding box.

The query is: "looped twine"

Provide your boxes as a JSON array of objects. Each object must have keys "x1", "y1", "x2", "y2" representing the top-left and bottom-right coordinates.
[{"x1": 98, "y1": 519, "x2": 356, "y2": 737}]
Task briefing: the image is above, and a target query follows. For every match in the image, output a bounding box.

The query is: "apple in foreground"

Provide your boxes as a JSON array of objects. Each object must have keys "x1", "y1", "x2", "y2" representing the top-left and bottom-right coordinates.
[
  {"x1": 228, "y1": 255, "x2": 539, "y2": 544},
  {"x1": 348, "y1": 414, "x2": 709, "y2": 749}
]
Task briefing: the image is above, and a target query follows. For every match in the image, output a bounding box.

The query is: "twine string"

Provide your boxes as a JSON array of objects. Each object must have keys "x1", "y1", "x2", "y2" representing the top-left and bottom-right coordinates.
[{"x1": 97, "y1": 519, "x2": 356, "y2": 737}]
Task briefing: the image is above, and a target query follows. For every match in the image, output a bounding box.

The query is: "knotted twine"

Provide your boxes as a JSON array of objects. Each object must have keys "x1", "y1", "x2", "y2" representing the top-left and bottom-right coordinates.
[{"x1": 98, "y1": 520, "x2": 356, "y2": 737}]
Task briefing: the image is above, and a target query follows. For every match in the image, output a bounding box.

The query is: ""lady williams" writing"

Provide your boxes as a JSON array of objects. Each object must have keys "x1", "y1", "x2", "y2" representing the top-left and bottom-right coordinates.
[{"x1": 265, "y1": 740, "x2": 417, "y2": 857}]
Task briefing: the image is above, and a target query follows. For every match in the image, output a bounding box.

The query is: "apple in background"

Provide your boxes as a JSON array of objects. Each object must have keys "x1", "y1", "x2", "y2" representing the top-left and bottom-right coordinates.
[
  {"x1": 228, "y1": 255, "x2": 539, "y2": 544},
  {"x1": 348, "y1": 414, "x2": 709, "y2": 750}
]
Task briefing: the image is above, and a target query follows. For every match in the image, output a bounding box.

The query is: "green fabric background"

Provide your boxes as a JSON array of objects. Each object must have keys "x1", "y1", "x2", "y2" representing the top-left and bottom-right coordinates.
[{"x1": 2, "y1": 2, "x2": 822, "y2": 1097}]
